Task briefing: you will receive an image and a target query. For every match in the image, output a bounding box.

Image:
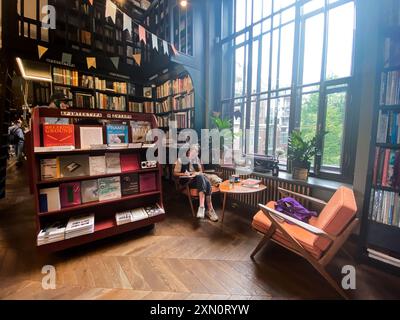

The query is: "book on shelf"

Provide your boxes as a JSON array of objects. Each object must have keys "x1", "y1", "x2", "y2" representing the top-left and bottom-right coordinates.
[
  {"x1": 59, "y1": 155, "x2": 90, "y2": 178},
  {"x1": 373, "y1": 147, "x2": 400, "y2": 188},
  {"x1": 53, "y1": 68, "x2": 79, "y2": 86},
  {"x1": 369, "y1": 189, "x2": 400, "y2": 227},
  {"x1": 143, "y1": 87, "x2": 153, "y2": 98},
  {"x1": 65, "y1": 214, "x2": 95, "y2": 239},
  {"x1": 98, "y1": 176, "x2": 122, "y2": 201},
  {"x1": 106, "y1": 124, "x2": 129, "y2": 144},
  {"x1": 115, "y1": 211, "x2": 134, "y2": 226},
  {"x1": 157, "y1": 81, "x2": 172, "y2": 98},
  {"x1": 173, "y1": 91, "x2": 194, "y2": 110},
  {"x1": 120, "y1": 154, "x2": 140, "y2": 172},
  {"x1": 107, "y1": 143, "x2": 129, "y2": 149},
  {"x1": 105, "y1": 153, "x2": 121, "y2": 174},
  {"x1": 144, "y1": 204, "x2": 165, "y2": 217},
  {"x1": 128, "y1": 83, "x2": 136, "y2": 96},
  {"x1": 156, "y1": 116, "x2": 169, "y2": 128},
  {"x1": 139, "y1": 172, "x2": 157, "y2": 193},
  {"x1": 384, "y1": 37, "x2": 400, "y2": 68},
  {"x1": 89, "y1": 156, "x2": 106, "y2": 176},
  {"x1": 380, "y1": 71, "x2": 400, "y2": 106},
  {"x1": 81, "y1": 180, "x2": 99, "y2": 204},
  {"x1": 144, "y1": 102, "x2": 154, "y2": 113},
  {"x1": 90, "y1": 144, "x2": 108, "y2": 150},
  {"x1": 96, "y1": 93, "x2": 126, "y2": 111},
  {"x1": 40, "y1": 158, "x2": 60, "y2": 180},
  {"x1": 75, "y1": 93, "x2": 95, "y2": 109},
  {"x1": 128, "y1": 102, "x2": 144, "y2": 113},
  {"x1": 131, "y1": 207, "x2": 150, "y2": 221},
  {"x1": 121, "y1": 173, "x2": 140, "y2": 196},
  {"x1": 37, "y1": 221, "x2": 67, "y2": 246},
  {"x1": 131, "y1": 121, "x2": 152, "y2": 142},
  {"x1": 39, "y1": 187, "x2": 61, "y2": 213},
  {"x1": 43, "y1": 124, "x2": 75, "y2": 148},
  {"x1": 376, "y1": 110, "x2": 400, "y2": 144},
  {"x1": 35, "y1": 146, "x2": 76, "y2": 153},
  {"x1": 156, "y1": 100, "x2": 172, "y2": 113},
  {"x1": 81, "y1": 75, "x2": 94, "y2": 89},
  {"x1": 79, "y1": 126, "x2": 104, "y2": 150},
  {"x1": 95, "y1": 78, "x2": 127, "y2": 94},
  {"x1": 60, "y1": 182, "x2": 82, "y2": 208},
  {"x1": 43, "y1": 118, "x2": 69, "y2": 125},
  {"x1": 172, "y1": 75, "x2": 193, "y2": 95}
]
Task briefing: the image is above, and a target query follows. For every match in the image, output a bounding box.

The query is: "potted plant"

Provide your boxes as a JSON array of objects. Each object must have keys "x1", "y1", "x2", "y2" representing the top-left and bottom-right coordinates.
[
  {"x1": 210, "y1": 114, "x2": 235, "y2": 166},
  {"x1": 287, "y1": 130, "x2": 327, "y2": 181}
]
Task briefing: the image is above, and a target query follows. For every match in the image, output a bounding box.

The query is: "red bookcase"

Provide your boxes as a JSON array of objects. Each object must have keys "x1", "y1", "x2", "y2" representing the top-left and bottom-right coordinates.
[{"x1": 29, "y1": 107, "x2": 164, "y2": 253}]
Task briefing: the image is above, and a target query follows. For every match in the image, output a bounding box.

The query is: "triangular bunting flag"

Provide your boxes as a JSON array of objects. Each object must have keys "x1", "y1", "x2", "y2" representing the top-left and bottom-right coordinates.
[
  {"x1": 110, "y1": 57, "x2": 119, "y2": 70},
  {"x1": 87, "y1": 57, "x2": 97, "y2": 69},
  {"x1": 38, "y1": 45, "x2": 48, "y2": 59},
  {"x1": 171, "y1": 44, "x2": 179, "y2": 56},
  {"x1": 105, "y1": 0, "x2": 117, "y2": 23},
  {"x1": 163, "y1": 40, "x2": 169, "y2": 55},
  {"x1": 123, "y1": 13, "x2": 132, "y2": 34},
  {"x1": 151, "y1": 33, "x2": 158, "y2": 51},
  {"x1": 139, "y1": 25, "x2": 147, "y2": 44},
  {"x1": 133, "y1": 54, "x2": 141, "y2": 66},
  {"x1": 61, "y1": 53, "x2": 72, "y2": 65}
]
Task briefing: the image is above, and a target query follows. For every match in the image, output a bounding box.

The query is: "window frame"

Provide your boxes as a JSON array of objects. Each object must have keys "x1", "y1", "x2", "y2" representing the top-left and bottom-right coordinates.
[{"x1": 219, "y1": 0, "x2": 357, "y2": 183}]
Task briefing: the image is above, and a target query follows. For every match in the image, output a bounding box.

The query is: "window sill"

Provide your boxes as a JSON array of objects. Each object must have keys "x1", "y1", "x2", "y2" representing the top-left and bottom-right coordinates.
[{"x1": 220, "y1": 165, "x2": 353, "y2": 192}]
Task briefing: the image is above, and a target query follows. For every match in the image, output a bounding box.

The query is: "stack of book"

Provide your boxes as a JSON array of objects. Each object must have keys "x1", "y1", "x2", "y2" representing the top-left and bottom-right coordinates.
[
  {"x1": 373, "y1": 147, "x2": 400, "y2": 189},
  {"x1": 128, "y1": 102, "x2": 143, "y2": 113},
  {"x1": 65, "y1": 214, "x2": 95, "y2": 239},
  {"x1": 115, "y1": 204, "x2": 165, "y2": 225},
  {"x1": 75, "y1": 93, "x2": 95, "y2": 109},
  {"x1": 96, "y1": 93, "x2": 126, "y2": 111},
  {"x1": 157, "y1": 81, "x2": 172, "y2": 98},
  {"x1": 144, "y1": 102, "x2": 154, "y2": 113},
  {"x1": 53, "y1": 68, "x2": 79, "y2": 86},
  {"x1": 37, "y1": 221, "x2": 67, "y2": 246},
  {"x1": 376, "y1": 110, "x2": 400, "y2": 144},
  {"x1": 380, "y1": 71, "x2": 400, "y2": 105},
  {"x1": 156, "y1": 100, "x2": 171, "y2": 113},
  {"x1": 172, "y1": 75, "x2": 193, "y2": 94},
  {"x1": 369, "y1": 189, "x2": 400, "y2": 227}
]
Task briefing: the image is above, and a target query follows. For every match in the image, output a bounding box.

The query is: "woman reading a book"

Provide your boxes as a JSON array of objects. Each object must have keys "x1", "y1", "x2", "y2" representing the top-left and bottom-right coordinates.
[{"x1": 174, "y1": 144, "x2": 219, "y2": 222}]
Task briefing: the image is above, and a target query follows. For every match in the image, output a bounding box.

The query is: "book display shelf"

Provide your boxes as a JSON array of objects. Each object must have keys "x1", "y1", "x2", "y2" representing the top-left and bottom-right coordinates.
[
  {"x1": 29, "y1": 107, "x2": 165, "y2": 252},
  {"x1": 360, "y1": 0, "x2": 400, "y2": 271}
]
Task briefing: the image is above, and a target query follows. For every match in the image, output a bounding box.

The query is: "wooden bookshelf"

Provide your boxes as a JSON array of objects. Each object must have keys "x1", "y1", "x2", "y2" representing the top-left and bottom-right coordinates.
[
  {"x1": 359, "y1": 0, "x2": 400, "y2": 273},
  {"x1": 29, "y1": 107, "x2": 165, "y2": 252}
]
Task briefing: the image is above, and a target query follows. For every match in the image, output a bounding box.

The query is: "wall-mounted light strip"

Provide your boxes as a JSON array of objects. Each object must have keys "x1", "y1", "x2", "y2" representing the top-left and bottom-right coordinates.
[{"x1": 16, "y1": 57, "x2": 53, "y2": 82}]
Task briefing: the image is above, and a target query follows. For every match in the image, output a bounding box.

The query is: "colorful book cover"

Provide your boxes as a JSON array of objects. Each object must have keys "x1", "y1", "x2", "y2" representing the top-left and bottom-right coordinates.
[
  {"x1": 81, "y1": 180, "x2": 99, "y2": 203},
  {"x1": 139, "y1": 172, "x2": 157, "y2": 193},
  {"x1": 105, "y1": 153, "x2": 121, "y2": 174},
  {"x1": 40, "y1": 158, "x2": 60, "y2": 181},
  {"x1": 120, "y1": 153, "x2": 140, "y2": 172},
  {"x1": 59, "y1": 155, "x2": 90, "y2": 178},
  {"x1": 60, "y1": 182, "x2": 82, "y2": 208},
  {"x1": 98, "y1": 177, "x2": 121, "y2": 201},
  {"x1": 79, "y1": 126, "x2": 104, "y2": 150},
  {"x1": 121, "y1": 173, "x2": 139, "y2": 196},
  {"x1": 43, "y1": 124, "x2": 75, "y2": 147},
  {"x1": 382, "y1": 149, "x2": 390, "y2": 186},
  {"x1": 89, "y1": 156, "x2": 106, "y2": 176},
  {"x1": 39, "y1": 187, "x2": 61, "y2": 213},
  {"x1": 106, "y1": 124, "x2": 129, "y2": 144}
]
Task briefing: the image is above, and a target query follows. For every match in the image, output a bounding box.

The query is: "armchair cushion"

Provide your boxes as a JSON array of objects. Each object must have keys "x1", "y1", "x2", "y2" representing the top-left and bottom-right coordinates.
[{"x1": 252, "y1": 201, "x2": 324, "y2": 259}]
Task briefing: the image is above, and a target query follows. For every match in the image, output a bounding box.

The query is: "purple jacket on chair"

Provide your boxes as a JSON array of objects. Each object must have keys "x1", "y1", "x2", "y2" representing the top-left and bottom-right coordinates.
[{"x1": 275, "y1": 197, "x2": 318, "y2": 223}]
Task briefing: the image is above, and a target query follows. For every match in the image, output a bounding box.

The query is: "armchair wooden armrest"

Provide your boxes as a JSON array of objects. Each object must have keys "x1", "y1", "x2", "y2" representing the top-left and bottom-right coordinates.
[
  {"x1": 258, "y1": 204, "x2": 335, "y2": 241},
  {"x1": 278, "y1": 187, "x2": 327, "y2": 208}
]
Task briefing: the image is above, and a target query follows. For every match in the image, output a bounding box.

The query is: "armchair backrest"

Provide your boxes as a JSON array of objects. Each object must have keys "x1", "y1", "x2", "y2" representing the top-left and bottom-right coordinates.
[{"x1": 314, "y1": 187, "x2": 357, "y2": 237}]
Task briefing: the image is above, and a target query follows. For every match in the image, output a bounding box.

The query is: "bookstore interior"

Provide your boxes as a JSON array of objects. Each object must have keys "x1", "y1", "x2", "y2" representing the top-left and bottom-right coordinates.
[{"x1": 0, "y1": 0, "x2": 400, "y2": 303}]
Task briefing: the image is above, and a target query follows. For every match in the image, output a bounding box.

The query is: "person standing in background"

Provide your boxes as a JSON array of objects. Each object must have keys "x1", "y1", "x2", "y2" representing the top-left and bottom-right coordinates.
[{"x1": 8, "y1": 120, "x2": 25, "y2": 167}]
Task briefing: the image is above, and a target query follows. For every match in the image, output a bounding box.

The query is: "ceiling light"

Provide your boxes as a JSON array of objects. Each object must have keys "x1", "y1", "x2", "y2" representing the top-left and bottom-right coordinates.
[
  {"x1": 16, "y1": 58, "x2": 53, "y2": 82},
  {"x1": 180, "y1": 0, "x2": 188, "y2": 8}
]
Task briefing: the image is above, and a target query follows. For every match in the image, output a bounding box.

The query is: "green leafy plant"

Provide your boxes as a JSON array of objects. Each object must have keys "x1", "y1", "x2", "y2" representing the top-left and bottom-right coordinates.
[
  {"x1": 210, "y1": 115, "x2": 233, "y2": 131},
  {"x1": 288, "y1": 130, "x2": 327, "y2": 168}
]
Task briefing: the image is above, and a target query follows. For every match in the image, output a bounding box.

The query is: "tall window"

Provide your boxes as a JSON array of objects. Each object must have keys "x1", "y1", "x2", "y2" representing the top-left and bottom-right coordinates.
[{"x1": 220, "y1": 0, "x2": 356, "y2": 182}]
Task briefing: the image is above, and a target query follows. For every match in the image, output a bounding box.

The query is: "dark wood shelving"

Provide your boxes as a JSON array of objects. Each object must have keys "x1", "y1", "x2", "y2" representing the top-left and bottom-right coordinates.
[{"x1": 379, "y1": 104, "x2": 400, "y2": 110}]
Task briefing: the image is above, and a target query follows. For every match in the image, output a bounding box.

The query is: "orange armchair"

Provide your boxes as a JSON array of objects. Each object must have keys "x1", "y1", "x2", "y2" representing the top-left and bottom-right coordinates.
[{"x1": 251, "y1": 187, "x2": 358, "y2": 299}]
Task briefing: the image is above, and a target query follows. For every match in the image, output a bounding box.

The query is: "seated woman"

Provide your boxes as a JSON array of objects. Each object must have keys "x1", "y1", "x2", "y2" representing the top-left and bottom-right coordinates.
[{"x1": 174, "y1": 145, "x2": 219, "y2": 222}]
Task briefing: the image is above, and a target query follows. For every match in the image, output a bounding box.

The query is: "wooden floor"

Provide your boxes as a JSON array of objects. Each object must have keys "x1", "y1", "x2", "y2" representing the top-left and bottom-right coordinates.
[{"x1": 0, "y1": 161, "x2": 400, "y2": 300}]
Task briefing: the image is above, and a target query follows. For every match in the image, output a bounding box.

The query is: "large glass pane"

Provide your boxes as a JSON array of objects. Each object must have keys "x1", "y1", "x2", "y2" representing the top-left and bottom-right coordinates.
[
  {"x1": 322, "y1": 91, "x2": 347, "y2": 170},
  {"x1": 233, "y1": 99, "x2": 245, "y2": 152},
  {"x1": 253, "y1": 0, "x2": 263, "y2": 23},
  {"x1": 302, "y1": 14, "x2": 324, "y2": 85},
  {"x1": 263, "y1": 0, "x2": 272, "y2": 18},
  {"x1": 279, "y1": 22, "x2": 294, "y2": 88},
  {"x1": 271, "y1": 29, "x2": 279, "y2": 90},
  {"x1": 247, "y1": 0, "x2": 253, "y2": 27},
  {"x1": 260, "y1": 33, "x2": 271, "y2": 92},
  {"x1": 234, "y1": 45, "x2": 248, "y2": 97},
  {"x1": 300, "y1": 91, "x2": 319, "y2": 141},
  {"x1": 276, "y1": 96, "x2": 290, "y2": 163},
  {"x1": 235, "y1": 0, "x2": 246, "y2": 32},
  {"x1": 258, "y1": 99, "x2": 268, "y2": 154},
  {"x1": 326, "y1": 2, "x2": 355, "y2": 79},
  {"x1": 24, "y1": 0, "x2": 37, "y2": 20},
  {"x1": 252, "y1": 40, "x2": 259, "y2": 93},
  {"x1": 249, "y1": 99, "x2": 258, "y2": 154},
  {"x1": 268, "y1": 98, "x2": 277, "y2": 155},
  {"x1": 302, "y1": 0, "x2": 324, "y2": 15},
  {"x1": 274, "y1": 0, "x2": 295, "y2": 12}
]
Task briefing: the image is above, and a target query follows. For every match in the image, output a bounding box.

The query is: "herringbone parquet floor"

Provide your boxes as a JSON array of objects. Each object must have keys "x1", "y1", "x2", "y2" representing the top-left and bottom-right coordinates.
[{"x1": 1, "y1": 162, "x2": 400, "y2": 299}]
